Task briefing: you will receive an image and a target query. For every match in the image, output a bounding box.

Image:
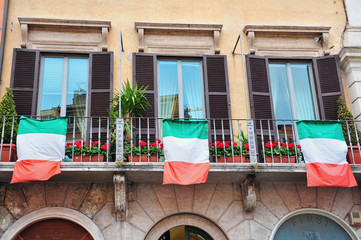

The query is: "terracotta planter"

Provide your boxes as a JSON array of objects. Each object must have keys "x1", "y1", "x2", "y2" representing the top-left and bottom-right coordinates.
[
  {"x1": 128, "y1": 154, "x2": 158, "y2": 162},
  {"x1": 0, "y1": 144, "x2": 17, "y2": 162},
  {"x1": 216, "y1": 155, "x2": 249, "y2": 163},
  {"x1": 73, "y1": 154, "x2": 104, "y2": 162},
  {"x1": 265, "y1": 156, "x2": 296, "y2": 163},
  {"x1": 347, "y1": 146, "x2": 361, "y2": 164}
]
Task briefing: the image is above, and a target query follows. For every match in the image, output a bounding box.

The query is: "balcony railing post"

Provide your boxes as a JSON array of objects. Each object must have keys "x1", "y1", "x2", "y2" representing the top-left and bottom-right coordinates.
[
  {"x1": 116, "y1": 117, "x2": 124, "y2": 162},
  {"x1": 247, "y1": 120, "x2": 257, "y2": 163}
]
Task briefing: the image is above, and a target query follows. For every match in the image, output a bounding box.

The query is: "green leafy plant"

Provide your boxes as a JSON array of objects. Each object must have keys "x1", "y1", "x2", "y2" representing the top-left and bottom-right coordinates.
[
  {"x1": 110, "y1": 79, "x2": 150, "y2": 149},
  {"x1": 337, "y1": 96, "x2": 361, "y2": 145},
  {"x1": 263, "y1": 141, "x2": 301, "y2": 157},
  {"x1": 209, "y1": 141, "x2": 248, "y2": 157},
  {"x1": 0, "y1": 88, "x2": 18, "y2": 143},
  {"x1": 124, "y1": 140, "x2": 164, "y2": 158}
]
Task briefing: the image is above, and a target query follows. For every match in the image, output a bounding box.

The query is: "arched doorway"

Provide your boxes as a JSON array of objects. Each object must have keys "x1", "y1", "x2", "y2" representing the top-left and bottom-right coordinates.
[
  {"x1": 14, "y1": 219, "x2": 94, "y2": 240},
  {"x1": 270, "y1": 209, "x2": 359, "y2": 240},
  {"x1": 159, "y1": 225, "x2": 213, "y2": 240}
]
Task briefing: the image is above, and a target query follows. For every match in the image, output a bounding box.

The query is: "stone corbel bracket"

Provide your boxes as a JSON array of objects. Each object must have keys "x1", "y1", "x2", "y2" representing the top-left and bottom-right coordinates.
[
  {"x1": 18, "y1": 17, "x2": 111, "y2": 51},
  {"x1": 113, "y1": 173, "x2": 127, "y2": 220},
  {"x1": 241, "y1": 174, "x2": 257, "y2": 212}
]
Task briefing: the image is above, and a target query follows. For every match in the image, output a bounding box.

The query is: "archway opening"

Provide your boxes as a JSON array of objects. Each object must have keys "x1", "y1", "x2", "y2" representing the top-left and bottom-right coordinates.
[
  {"x1": 158, "y1": 225, "x2": 213, "y2": 240},
  {"x1": 274, "y1": 213, "x2": 353, "y2": 240},
  {"x1": 14, "y1": 218, "x2": 94, "y2": 240}
]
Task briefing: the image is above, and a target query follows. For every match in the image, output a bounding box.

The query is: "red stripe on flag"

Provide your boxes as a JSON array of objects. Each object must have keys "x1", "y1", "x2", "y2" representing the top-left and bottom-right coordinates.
[
  {"x1": 163, "y1": 161, "x2": 210, "y2": 185},
  {"x1": 306, "y1": 162, "x2": 357, "y2": 187},
  {"x1": 11, "y1": 160, "x2": 61, "y2": 184}
]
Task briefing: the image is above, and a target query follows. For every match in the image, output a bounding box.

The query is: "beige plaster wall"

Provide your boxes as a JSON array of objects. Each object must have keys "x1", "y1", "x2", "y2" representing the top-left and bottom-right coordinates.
[
  {"x1": 0, "y1": 0, "x2": 346, "y2": 120},
  {"x1": 1, "y1": 182, "x2": 360, "y2": 240}
]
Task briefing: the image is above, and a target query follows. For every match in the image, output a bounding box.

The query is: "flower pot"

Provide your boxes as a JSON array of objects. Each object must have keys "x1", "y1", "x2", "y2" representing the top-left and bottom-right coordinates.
[
  {"x1": 0, "y1": 144, "x2": 17, "y2": 162},
  {"x1": 347, "y1": 146, "x2": 361, "y2": 164},
  {"x1": 73, "y1": 154, "x2": 104, "y2": 162},
  {"x1": 265, "y1": 156, "x2": 296, "y2": 163},
  {"x1": 128, "y1": 154, "x2": 158, "y2": 162},
  {"x1": 217, "y1": 155, "x2": 249, "y2": 163}
]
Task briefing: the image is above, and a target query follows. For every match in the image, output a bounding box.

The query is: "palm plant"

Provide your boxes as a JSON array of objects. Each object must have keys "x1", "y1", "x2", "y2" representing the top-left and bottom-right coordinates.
[{"x1": 0, "y1": 88, "x2": 18, "y2": 143}]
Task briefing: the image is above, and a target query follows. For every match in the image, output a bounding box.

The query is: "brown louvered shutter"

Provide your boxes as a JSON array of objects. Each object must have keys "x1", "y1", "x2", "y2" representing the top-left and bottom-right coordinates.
[
  {"x1": 10, "y1": 49, "x2": 40, "y2": 116},
  {"x1": 313, "y1": 55, "x2": 344, "y2": 120},
  {"x1": 89, "y1": 52, "x2": 113, "y2": 142},
  {"x1": 133, "y1": 53, "x2": 157, "y2": 142},
  {"x1": 204, "y1": 55, "x2": 231, "y2": 141},
  {"x1": 246, "y1": 55, "x2": 277, "y2": 158}
]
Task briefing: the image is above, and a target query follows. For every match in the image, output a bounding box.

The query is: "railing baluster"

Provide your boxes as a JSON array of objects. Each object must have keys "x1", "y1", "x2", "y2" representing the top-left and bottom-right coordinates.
[
  {"x1": 238, "y1": 120, "x2": 242, "y2": 162},
  {"x1": 260, "y1": 120, "x2": 265, "y2": 163},
  {"x1": 229, "y1": 119, "x2": 234, "y2": 163},
  {"x1": 213, "y1": 119, "x2": 217, "y2": 163},
  {"x1": 0, "y1": 116, "x2": 5, "y2": 161},
  {"x1": 346, "y1": 121, "x2": 354, "y2": 164},
  {"x1": 147, "y1": 118, "x2": 150, "y2": 162},
  {"x1": 72, "y1": 117, "x2": 76, "y2": 160},
  {"x1": 267, "y1": 119, "x2": 273, "y2": 163},
  {"x1": 283, "y1": 120, "x2": 290, "y2": 162},
  {"x1": 353, "y1": 120, "x2": 361, "y2": 163}
]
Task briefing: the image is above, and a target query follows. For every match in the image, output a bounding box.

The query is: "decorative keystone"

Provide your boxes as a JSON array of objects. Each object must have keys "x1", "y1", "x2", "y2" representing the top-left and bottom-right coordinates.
[{"x1": 242, "y1": 174, "x2": 257, "y2": 212}]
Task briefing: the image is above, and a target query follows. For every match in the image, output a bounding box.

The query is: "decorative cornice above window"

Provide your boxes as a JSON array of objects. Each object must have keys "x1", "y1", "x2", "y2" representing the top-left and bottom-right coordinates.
[
  {"x1": 135, "y1": 22, "x2": 223, "y2": 55},
  {"x1": 243, "y1": 25, "x2": 331, "y2": 57},
  {"x1": 18, "y1": 17, "x2": 111, "y2": 51}
]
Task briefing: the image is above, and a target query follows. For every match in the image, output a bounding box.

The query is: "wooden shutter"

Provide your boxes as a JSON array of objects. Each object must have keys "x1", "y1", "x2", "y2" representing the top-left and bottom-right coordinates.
[
  {"x1": 10, "y1": 49, "x2": 40, "y2": 116},
  {"x1": 204, "y1": 55, "x2": 231, "y2": 141},
  {"x1": 89, "y1": 52, "x2": 113, "y2": 142},
  {"x1": 133, "y1": 53, "x2": 157, "y2": 142},
  {"x1": 313, "y1": 55, "x2": 344, "y2": 120},
  {"x1": 245, "y1": 55, "x2": 277, "y2": 159}
]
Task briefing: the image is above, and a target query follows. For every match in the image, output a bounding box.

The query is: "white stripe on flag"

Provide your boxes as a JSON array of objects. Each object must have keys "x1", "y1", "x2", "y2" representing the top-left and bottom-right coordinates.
[
  {"x1": 17, "y1": 133, "x2": 66, "y2": 161},
  {"x1": 164, "y1": 136, "x2": 209, "y2": 163},
  {"x1": 299, "y1": 138, "x2": 347, "y2": 164}
]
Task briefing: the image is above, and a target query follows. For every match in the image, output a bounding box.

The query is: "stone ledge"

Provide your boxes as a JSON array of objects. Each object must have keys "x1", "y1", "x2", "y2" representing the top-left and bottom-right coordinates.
[{"x1": 1, "y1": 162, "x2": 361, "y2": 183}]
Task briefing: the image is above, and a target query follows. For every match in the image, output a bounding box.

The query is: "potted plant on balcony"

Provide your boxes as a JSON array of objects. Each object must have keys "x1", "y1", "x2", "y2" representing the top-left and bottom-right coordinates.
[
  {"x1": 125, "y1": 140, "x2": 163, "y2": 162},
  {"x1": 337, "y1": 96, "x2": 361, "y2": 164},
  {"x1": 209, "y1": 141, "x2": 249, "y2": 163},
  {"x1": 65, "y1": 140, "x2": 110, "y2": 162},
  {"x1": 0, "y1": 88, "x2": 18, "y2": 162},
  {"x1": 263, "y1": 141, "x2": 300, "y2": 163}
]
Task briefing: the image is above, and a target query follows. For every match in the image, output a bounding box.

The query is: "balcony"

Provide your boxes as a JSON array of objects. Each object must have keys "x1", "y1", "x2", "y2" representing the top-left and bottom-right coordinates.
[{"x1": 1, "y1": 115, "x2": 361, "y2": 183}]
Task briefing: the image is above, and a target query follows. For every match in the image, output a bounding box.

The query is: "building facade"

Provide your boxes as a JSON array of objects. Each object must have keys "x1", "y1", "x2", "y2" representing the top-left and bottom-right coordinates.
[{"x1": 1, "y1": 0, "x2": 361, "y2": 239}]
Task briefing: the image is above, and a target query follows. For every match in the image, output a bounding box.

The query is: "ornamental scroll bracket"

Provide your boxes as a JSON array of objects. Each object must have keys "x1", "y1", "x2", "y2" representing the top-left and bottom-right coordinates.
[
  {"x1": 241, "y1": 174, "x2": 257, "y2": 212},
  {"x1": 113, "y1": 173, "x2": 127, "y2": 221}
]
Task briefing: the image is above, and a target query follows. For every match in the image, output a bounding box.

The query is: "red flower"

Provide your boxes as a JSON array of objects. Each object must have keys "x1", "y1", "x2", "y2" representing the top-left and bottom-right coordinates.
[
  {"x1": 78, "y1": 146, "x2": 83, "y2": 149},
  {"x1": 233, "y1": 142, "x2": 238, "y2": 146},
  {"x1": 244, "y1": 143, "x2": 249, "y2": 150},
  {"x1": 101, "y1": 144, "x2": 110, "y2": 150},
  {"x1": 139, "y1": 140, "x2": 147, "y2": 147},
  {"x1": 65, "y1": 145, "x2": 69, "y2": 148},
  {"x1": 280, "y1": 142, "x2": 287, "y2": 147},
  {"x1": 296, "y1": 145, "x2": 301, "y2": 149},
  {"x1": 11, "y1": 145, "x2": 16, "y2": 150},
  {"x1": 272, "y1": 141, "x2": 279, "y2": 148},
  {"x1": 225, "y1": 141, "x2": 230, "y2": 144},
  {"x1": 225, "y1": 144, "x2": 231, "y2": 148},
  {"x1": 86, "y1": 144, "x2": 90, "y2": 147},
  {"x1": 160, "y1": 143, "x2": 164, "y2": 150},
  {"x1": 265, "y1": 141, "x2": 271, "y2": 148},
  {"x1": 91, "y1": 141, "x2": 99, "y2": 146},
  {"x1": 217, "y1": 142, "x2": 224, "y2": 148},
  {"x1": 288, "y1": 142, "x2": 295, "y2": 148},
  {"x1": 156, "y1": 139, "x2": 161, "y2": 143},
  {"x1": 149, "y1": 143, "x2": 157, "y2": 147},
  {"x1": 66, "y1": 142, "x2": 73, "y2": 145}
]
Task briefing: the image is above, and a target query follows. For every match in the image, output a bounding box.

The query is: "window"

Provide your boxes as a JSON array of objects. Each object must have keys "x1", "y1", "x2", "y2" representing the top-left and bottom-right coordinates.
[
  {"x1": 133, "y1": 53, "x2": 230, "y2": 141},
  {"x1": 38, "y1": 56, "x2": 89, "y2": 117},
  {"x1": 158, "y1": 59, "x2": 205, "y2": 119},
  {"x1": 269, "y1": 62, "x2": 319, "y2": 122},
  {"x1": 10, "y1": 49, "x2": 113, "y2": 141}
]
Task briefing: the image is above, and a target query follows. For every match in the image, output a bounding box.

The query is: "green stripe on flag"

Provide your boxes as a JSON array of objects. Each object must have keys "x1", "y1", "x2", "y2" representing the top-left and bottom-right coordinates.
[
  {"x1": 163, "y1": 119, "x2": 208, "y2": 139},
  {"x1": 297, "y1": 120, "x2": 345, "y2": 141},
  {"x1": 18, "y1": 117, "x2": 68, "y2": 135}
]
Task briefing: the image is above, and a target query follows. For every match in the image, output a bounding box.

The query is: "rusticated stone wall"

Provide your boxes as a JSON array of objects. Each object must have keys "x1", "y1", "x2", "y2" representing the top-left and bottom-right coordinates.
[{"x1": 1, "y1": 182, "x2": 361, "y2": 240}]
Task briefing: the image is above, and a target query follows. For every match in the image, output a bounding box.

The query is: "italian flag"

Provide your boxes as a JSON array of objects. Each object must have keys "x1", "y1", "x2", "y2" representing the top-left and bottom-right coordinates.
[
  {"x1": 11, "y1": 117, "x2": 67, "y2": 184},
  {"x1": 297, "y1": 120, "x2": 357, "y2": 187},
  {"x1": 163, "y1": 119, "x2": 210, "y2": 185}
]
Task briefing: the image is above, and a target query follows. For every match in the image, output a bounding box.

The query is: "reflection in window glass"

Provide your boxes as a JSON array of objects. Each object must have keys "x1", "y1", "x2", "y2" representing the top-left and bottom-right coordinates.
[{"x1": 159, "y1": 61, "x2": 179, "y2": 118}]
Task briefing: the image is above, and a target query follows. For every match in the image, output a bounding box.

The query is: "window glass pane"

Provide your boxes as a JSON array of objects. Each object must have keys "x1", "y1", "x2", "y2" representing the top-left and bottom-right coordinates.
[
  {"x1": 291, "y1": 64, "x2": 316, "y2": 120},
  {"x1": 66, "y1": 58, "x2": 88, "y2": 117},
  {"x1": 159, "y1": 61, "x2": 179, "y2": 118},
  {"x1": 182, "y1": 62, "x2": 204, "y2": 119},
  {"x1": 40, "y1": 57, "x2": 64, "y2": 116},
  {"x1": 269, "y1": 63, "x2": 293, "y2": 120}
]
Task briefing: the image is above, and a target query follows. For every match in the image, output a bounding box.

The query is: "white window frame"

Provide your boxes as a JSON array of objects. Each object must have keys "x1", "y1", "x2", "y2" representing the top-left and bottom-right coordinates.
[
  {"x1": 37, "y1": 55, "x2": 89, "y2": 117},
  {"x1": 157, "y1": 58, "x2": 205, "y2": 119}
]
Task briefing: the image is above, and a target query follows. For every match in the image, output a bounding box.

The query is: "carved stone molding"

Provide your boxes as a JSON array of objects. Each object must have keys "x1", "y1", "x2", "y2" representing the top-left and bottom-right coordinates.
[
  {"x1": 113, "y1": 173, "x2": 127, "y2": 221},
  {"x1": 18, "y1": 17, "x2": 111, "y2": 51},
  {"x1": 241, "y1": 174, "x2": 256, "y2": 212},
  {"x1": 243, "y1": 25, "x2": 331, "y2": 57},
  {"x1": 135, "y1": 22, "x2": 222, "y2": 55}
]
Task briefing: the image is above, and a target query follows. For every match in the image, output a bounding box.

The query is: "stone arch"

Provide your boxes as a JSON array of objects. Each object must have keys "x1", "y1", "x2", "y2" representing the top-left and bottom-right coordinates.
[
  {"x1": 0, "y1": 207, "x2": 105, "y2": 240},
  {"x1": 269, "y1": 208, "x2": 359, "y2": 240},
  {"x1": 144, "y1": 213, "x2": 228, "y2": 240}
]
